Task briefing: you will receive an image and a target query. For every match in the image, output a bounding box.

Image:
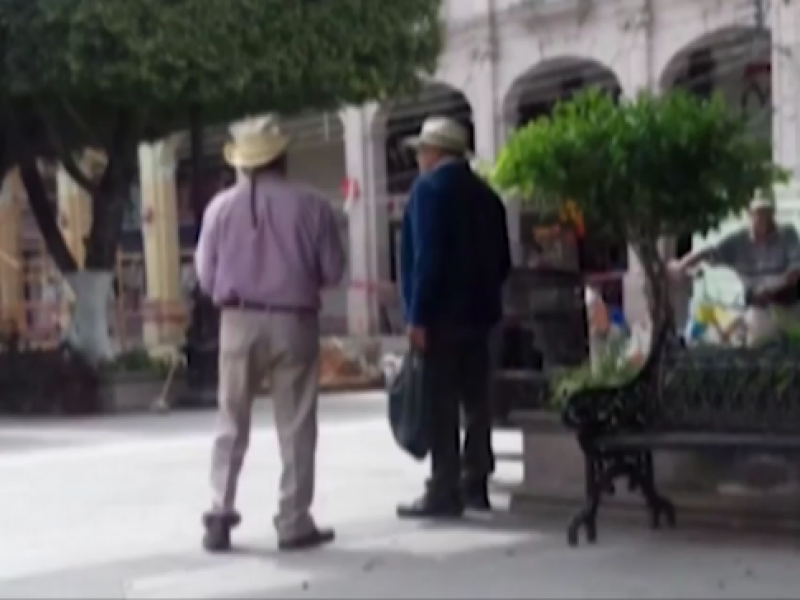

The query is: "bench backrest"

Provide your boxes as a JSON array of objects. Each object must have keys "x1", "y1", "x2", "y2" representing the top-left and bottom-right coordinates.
[{"x1": 648, "y1": 346, "x2": 800, "y2": 433}]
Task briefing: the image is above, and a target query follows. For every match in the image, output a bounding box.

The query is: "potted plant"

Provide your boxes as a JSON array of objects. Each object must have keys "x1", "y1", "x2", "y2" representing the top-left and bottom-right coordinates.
[{"x1": 97, "y1": 348, "x2": 175, "y2": 413}]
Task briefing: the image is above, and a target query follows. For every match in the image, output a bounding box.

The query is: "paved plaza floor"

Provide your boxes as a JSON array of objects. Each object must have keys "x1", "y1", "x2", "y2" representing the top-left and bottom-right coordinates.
[{"x1": 1, "y1": 394, "x2": 799, "y2": 598}]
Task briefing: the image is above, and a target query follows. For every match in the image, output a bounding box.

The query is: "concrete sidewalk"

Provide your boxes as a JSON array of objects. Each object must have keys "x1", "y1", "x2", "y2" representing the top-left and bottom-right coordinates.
[{"x1": 1, "y1": 415, "x2": 799, "y2": 598}]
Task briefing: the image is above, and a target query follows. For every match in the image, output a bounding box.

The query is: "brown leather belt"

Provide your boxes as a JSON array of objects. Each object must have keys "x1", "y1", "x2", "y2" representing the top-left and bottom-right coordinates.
[{"x1": 219, "y1": 298, "x2": 314, "y2": 314}]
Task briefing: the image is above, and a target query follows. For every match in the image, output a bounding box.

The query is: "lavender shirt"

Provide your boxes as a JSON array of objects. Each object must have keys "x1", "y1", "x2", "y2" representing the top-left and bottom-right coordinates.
[{"x1": 195, "y1": 173, "x2": 346, "y2": 310}]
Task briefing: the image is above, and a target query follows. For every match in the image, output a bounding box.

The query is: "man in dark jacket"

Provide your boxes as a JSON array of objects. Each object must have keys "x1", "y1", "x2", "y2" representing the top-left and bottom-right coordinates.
[{"x1": 398, "y1": 116, "x2": 511, "y2": 518}]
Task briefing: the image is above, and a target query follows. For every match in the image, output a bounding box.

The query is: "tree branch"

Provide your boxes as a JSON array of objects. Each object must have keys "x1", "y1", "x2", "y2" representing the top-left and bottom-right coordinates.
[
  {"x1": 36, "y1": 101, "x2": 98, "y2": 194},
  {"x1": 84, "y1": 111, "x2": 141, "y2": 270},
  {"x1": 632, "y1": 235, "x2": 673, "y2": 353},
  {"x1": 3, "y1": 101, "x2": 78, "y2": 273},
  {"x1": 60, "y1": 98, "x2": 102, "y2": 149},
  {"x1": 11, "y1": 140, "x2": 78, "y2": 273}
]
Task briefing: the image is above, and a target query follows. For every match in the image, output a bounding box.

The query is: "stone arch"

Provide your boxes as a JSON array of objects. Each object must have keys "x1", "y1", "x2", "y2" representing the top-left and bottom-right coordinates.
[
  {"x1": 502, "y1": 56, "x2": 622, "y2": 129},
  {"x1": 658, "y1": 26, "x2": 771, "y2": 94},
  {"x1": 375, "y1": 81, "x2": 474, "y2": 196},
  {"x1": 658, "y1": 27, "x2": 772, "y2": 181},
  {"x1": 659, "y1": 26, "x2": 771, "y2": 261}
]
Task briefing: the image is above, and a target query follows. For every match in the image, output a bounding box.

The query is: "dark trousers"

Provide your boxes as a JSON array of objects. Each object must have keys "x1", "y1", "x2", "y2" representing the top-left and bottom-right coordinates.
[{"x1": 425, "y1": 327, "x2": 495, "y2": 495}]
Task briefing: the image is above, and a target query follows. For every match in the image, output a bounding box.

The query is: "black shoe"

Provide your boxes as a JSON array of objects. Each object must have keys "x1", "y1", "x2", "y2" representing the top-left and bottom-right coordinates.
[
  {"x1": 278, "y1": 527, "x2": 336, "y2": 552},
  {"x1": 462, "y1": 481, "x2": 492, "y2": 512},
  {"x1": 202, "y1": 512, "x2": 241, "y2": 553},
  {"x1": 397, "y1": 493, "x2": 464, "y2": 520}
]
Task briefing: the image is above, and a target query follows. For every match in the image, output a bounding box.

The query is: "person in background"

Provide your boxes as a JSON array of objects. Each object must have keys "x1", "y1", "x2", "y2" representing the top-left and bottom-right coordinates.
[
  {"x1": 180, "y1": 262, "x2": 197, "y2": 303},
  {"x1": 398, "y1": 116, "x2": 511, "y2": 518},
  {"x1": 195, "y1": 117, "x2": 346, "y2": 553},
  {"x1": 670, "y1": 196, "x2": 800, "y2": 347}
]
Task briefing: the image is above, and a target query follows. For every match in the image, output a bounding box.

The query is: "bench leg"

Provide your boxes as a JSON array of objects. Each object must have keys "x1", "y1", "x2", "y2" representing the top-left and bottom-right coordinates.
[
  {"x1": 633, "y1": 452, "x2": 677, "y2": 529},
  {"x1": 568, "y1": 455, "x2": 627, "y2": 547}
]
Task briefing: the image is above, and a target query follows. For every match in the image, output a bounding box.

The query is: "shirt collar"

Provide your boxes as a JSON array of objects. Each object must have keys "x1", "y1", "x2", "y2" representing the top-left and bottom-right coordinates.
[
  {"x1": 749, "y1": 224, "x2": 778, "y2": 244},
  {"x1": 433, "y1": 156, "x2": 463, "y2": 171}
]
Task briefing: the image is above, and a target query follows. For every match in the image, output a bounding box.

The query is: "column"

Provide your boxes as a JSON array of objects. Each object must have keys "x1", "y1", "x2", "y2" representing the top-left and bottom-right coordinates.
[
  {"x1": 772, "y1": 0, "x2": 800, "y2": 183},
  {"x1": 619, "y1": 2, "x2": 655, "y2": 327},
  {"x1": 467, "y1": 50, "x2": 501, "y2": 162},
  {"x1": 0, "y1": 169, "x2": 22, "y2": 324},
  {"x1": 467, "y1": 37, "x2": 528, "y2": 268},
  {"x1": 341, "y1": 104, "x2": 390, "y2": 336},
  {"x1": 138, "y1": 135, "x2": 184, "y2": 347}
]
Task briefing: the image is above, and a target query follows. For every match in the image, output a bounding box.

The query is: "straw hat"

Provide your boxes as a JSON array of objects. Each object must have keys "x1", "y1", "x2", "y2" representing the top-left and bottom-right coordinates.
[
  {"x1": 404, "y1": 116, "x2": 470, "y2": 154},
  {"x1": 224, "y1": 115, "x2": 290, "y2": 169},
  {"x1": 750, "y1": 193, "x2": 775, "y2": 212}
]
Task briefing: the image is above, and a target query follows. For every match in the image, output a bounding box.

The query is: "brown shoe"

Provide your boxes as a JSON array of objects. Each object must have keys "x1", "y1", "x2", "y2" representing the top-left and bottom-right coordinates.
[{"x1": 278, "y1": 527, "x2": 335, "y2": 552}]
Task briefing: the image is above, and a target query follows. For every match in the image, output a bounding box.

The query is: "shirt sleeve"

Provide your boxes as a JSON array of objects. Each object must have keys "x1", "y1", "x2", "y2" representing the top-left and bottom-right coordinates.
[
  {"x1": 195, "y1": 201, "x2": 220, "y2": 297},
  {"x1": 784, "y1": 226, "x2": 800, "y2": 271},
  {"x1": 317, "y1": 200, "x2": 346, "y2": 287},
  {"x1": 707, "y1": 231, "x2": 741, "y2": 267}
]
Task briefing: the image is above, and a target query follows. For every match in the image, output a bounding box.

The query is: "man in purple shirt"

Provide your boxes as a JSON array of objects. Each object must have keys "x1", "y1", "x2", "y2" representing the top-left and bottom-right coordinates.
[{"x1": 195, "y1": 117, "x2": 346, "y2": 553}]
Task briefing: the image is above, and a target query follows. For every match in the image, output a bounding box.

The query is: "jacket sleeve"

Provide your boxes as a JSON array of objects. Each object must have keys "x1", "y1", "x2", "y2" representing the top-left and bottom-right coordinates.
[
  {"x1": 408, "y1": 177, "x2": 445, "y2": 327},
  {"x1": 495, "y1": 195, "x2": 512, "y2": 285}
]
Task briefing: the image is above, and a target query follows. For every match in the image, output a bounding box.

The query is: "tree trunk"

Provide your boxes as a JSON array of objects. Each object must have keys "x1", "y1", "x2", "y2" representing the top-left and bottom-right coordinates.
[
  {"x1": 17, "y1": 153, "x2": 116, "y2": 363},
  {"x1": 62, "y1": 270, "x2": 115, "y2": 362},
  {"x1": 632, "y1": 237, "x2": 674, "y2": 355},
  {"x1": 186, "y1": 107, "x2": 219, "y2": 345},
  {"x1": 15, "y1": 110, "x2": 137, "y2": 364},
  {"x1": 71, "y1": 152, "x2": 132, "y2": 364},
  {"x1": 17, "y1": 154, "x2": 78, "y2": 273},
  {"x1": 189, "y1": 106, "x2": 205, "y2": 241}
]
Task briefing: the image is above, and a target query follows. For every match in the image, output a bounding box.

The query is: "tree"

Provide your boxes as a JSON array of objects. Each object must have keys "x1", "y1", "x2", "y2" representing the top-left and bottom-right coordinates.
[
  {"x1": 491, "y1": 88, "x2": 786, "y2": 337},
  {"x1": 0, "y1": 0, "x2": 442, "y2": 362}
]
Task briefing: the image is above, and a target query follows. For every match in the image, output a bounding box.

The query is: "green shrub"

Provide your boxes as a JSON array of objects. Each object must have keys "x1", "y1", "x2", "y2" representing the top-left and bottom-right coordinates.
[
  {"x1": 101, "y1": 349, "x2": 171, "y2": 377},
  {"x1": 550, "y1": 335, "x2": 639, "y2": 408}
]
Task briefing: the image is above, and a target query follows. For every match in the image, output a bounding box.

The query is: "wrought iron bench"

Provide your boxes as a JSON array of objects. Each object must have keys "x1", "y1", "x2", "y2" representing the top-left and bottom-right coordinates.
[{"x1": 561, "y1": 324, "x2": 800, "y2": 546}]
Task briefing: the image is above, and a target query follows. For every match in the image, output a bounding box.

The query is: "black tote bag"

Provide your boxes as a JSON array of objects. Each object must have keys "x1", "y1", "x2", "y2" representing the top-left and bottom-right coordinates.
[{"x1": 388, "y1": 351, "x2": 431, "y2": 461}]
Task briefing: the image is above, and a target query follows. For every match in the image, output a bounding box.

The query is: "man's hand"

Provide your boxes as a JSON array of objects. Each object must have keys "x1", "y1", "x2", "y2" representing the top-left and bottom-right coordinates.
[
  {"x1": 747, "y1": 286, "x2": 774, "y2": 307},
  {"x1": 667, "y1": 259, "x2": 686, "y2": 278},
  {"x1": 406, "y1": 325, "x2": 426, "y2": 351}
]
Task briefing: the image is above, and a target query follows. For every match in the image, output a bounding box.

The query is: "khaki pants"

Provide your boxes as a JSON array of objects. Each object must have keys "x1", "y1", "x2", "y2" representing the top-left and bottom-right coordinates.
[
  {"x1": 744, "y1": 305, "x2": 797, "y2": 347},
  {"x1": 209, "y1": 308, "x2": 321, "y2": 541}
]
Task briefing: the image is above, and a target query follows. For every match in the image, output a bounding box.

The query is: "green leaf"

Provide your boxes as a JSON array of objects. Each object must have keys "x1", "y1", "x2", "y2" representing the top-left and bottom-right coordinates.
[
  {"x1": 491, "y1": 88, "x2": 786, "y2": 241},
  {"x1": 0, "y1": 0, "x2": 444, "y2": 144}
]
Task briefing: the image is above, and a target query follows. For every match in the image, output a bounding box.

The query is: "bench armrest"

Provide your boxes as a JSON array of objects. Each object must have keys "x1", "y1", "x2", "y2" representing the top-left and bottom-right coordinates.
[
  {"x1": 561, "y1": 376, "x2": 651, "y2": 439},
  {"x1": 561, "y1": 385, "x2": 623, "y2": 432}
]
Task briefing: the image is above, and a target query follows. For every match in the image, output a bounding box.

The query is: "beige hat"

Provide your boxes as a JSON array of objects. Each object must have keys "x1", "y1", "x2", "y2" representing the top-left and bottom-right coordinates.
[
  {"x1": 224, "y1": 115, "x2": 290, "y2": 169},
  {"x1": 404, "y1": 116, "x2": 470, "y2": 154},
  {"x1": 750, "y1": 194, "x2": 775, "y2": 211}
]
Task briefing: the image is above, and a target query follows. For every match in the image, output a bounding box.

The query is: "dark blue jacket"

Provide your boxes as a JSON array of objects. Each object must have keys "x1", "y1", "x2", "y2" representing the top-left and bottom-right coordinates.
[{"x1": 401, "y1": 160, "x2": 511, "y2": 331}]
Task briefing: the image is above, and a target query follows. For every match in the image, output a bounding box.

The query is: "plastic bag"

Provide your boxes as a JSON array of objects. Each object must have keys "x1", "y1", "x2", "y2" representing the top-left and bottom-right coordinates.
[{"x1": 387, "y1": 351, "x2": 431, "y2": 461}]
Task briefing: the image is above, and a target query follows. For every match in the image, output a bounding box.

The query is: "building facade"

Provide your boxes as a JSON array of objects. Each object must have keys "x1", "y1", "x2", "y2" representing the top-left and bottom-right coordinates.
[
  {"x1": 339, "y1": 0, "x2": 799, "y2": 329},
  {"x1": 1, "y1": 0, "x2": 798, "y2": 344}
]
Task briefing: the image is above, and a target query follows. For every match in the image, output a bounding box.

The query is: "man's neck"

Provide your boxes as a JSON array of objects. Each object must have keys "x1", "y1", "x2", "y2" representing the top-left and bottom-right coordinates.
[
  {"x1": 751, "y1": 226, "x2": 776, "y2": 243},
  {"x1": 434, "y1": 156, "x2": 461, "y2": 168}
]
